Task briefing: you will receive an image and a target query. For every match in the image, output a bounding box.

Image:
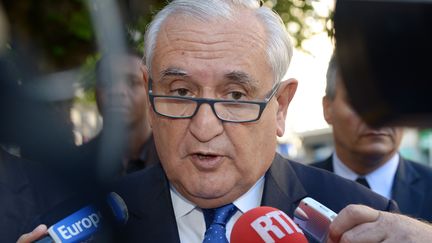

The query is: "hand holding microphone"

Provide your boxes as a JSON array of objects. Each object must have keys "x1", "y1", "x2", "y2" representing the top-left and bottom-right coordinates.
[
  {"x1": 17, "y1": 225, "x2": 49, "y2": 243},
  {"x1": 17, "y1": 192, "x2": 128, "y2": 243},
  {"x1": 328, "y1": 204, "x2": 432, "y2": 243}
]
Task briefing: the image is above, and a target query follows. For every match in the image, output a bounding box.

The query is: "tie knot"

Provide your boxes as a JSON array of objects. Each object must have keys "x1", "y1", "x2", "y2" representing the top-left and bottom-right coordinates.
[
  {"x1": 203, "y1": 203, "x2": 237, "y2": 227},
  {"x1": 202, "y1": 204, "x2": 237, "y2": 243},
  {"x1": 355, "y1": 177, "x2": 370, "y2": 189}
]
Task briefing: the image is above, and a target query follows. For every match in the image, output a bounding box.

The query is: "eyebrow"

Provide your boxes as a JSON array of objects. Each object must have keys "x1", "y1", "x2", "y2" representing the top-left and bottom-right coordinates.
[
  {"x1": 224, "y1": 71, "x2": 259, "y2": 93},
  {"x1": 157, "y1": 69, "x2": 259, "y2": 92},
  {"x1": 159, "y1": 67, "x2": 189, "y2": 79}
]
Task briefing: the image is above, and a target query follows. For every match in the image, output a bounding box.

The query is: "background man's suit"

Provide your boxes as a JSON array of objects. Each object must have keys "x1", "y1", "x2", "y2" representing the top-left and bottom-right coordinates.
[
  {"x1": 113, "y1": 153, "x2": 398, "y2": 243},
  {"x1": 311, "y1": 155, "x2": 432, "y2": 221},
  {"x1": 0, "y1": 148, "x2": 71, "y2": 242}
]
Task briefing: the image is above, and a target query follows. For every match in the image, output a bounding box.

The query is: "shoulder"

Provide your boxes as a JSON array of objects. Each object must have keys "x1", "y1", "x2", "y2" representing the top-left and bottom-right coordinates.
[
  {"x1": 309, "y1": 155, "x2": 333, "y2": 170},
  {"x1": 112, "y1": 163, "x2": 168, "y2": 209},
  {"x1": 274, "y1": 155, "x2": 397, "y2": 213},
  {"x1": 0, "y1": 149, "x2": 72, "y2": 241},
  {"x1": 403, "y1": 159, "x2": 432, "y2": 178}
]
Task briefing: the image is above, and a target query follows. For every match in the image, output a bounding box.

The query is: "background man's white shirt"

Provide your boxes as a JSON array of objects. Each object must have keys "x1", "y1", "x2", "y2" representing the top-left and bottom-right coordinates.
[{"x1": 333, "y1": 153, "x2": 399, "y2": 199}]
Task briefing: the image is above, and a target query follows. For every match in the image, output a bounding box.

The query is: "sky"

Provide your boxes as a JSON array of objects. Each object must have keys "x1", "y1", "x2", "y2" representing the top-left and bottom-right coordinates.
[{"x1": 285, "y1": 34, "x2": 333, "y2": 135}]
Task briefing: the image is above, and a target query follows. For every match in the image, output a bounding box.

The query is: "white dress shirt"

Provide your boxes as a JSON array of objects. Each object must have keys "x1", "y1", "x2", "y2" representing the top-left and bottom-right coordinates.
[
  {"x1": 332, "y1": 153, "x2": 400, "y2": 199},
  {"x1": 170, "y1": 176, "x2": 265, "y2": 243}
]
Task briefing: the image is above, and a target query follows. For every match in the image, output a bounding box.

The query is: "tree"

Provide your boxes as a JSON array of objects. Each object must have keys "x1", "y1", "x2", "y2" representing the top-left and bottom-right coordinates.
[{"x1": 2, "y1": 0, "x2": 332, "y2": 71}]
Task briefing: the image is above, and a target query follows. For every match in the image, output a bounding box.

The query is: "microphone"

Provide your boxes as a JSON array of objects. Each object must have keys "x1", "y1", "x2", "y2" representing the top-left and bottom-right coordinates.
[
  {"x1": 35, "y1": 192, "x2": 128, "y2": 243},
  {"x1": 230, "y1": 206, "x2": 308, "y2": 243}
]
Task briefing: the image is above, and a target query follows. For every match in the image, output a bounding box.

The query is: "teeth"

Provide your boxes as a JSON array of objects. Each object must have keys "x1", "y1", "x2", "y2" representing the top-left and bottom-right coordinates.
[
  {"x1": 197, "y1": 154, "x2": 215, "y2": 159},
  {"x1": 198, "y1": 154, "x2": 208, "y2": 159}
]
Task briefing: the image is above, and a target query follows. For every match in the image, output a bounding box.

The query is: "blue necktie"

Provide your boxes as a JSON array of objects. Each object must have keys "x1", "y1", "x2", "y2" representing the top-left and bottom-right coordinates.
[{"x1": 202, "y1": 203, "x2": 237, "y2": 243}]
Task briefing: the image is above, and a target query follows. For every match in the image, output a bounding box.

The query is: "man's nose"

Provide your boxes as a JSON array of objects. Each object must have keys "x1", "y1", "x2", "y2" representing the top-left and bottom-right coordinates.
[
  {"x1": 107, "y1": 81, "x2": 129, "y2": 97},
  {"x1": 188, "y1": 103, "x2": 224, "y2": 142}
]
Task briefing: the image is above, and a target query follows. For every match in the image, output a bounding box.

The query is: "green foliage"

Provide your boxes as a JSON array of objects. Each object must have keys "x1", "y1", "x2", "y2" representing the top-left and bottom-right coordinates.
[
  {"x1": 68, "y1": 10, "x2": 94, "y2": 41},
  {"x1": 126, "y1": 1, "x2": 167, "y2": 55},
  {"x1": 273, "y1": 0, "x2": 315, "y2": 47},
  {"x1": 272, "y1": 0, "x2": 331, "y2": 50},
  {"x1": 74, "y1": 53, "x2": 100, "y2": 104},
  {"x1": 126, "y1": 0, "x2": 333, "y2": 53},
  {"x1": 4, "y1": 0, "x2": 333, "y2": 103}
]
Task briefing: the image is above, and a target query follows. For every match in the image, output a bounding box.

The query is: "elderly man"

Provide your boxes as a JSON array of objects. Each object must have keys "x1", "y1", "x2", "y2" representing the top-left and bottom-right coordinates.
[
  {"x1": 18, "y1": 0, "x2": 398, "y2": 242},
  {"x1": 311, "y1": 56, "x2": 432, "y2": 221}
]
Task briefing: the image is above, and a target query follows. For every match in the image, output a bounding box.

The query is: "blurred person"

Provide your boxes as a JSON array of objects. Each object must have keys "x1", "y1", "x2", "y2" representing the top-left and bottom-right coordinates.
[
  {"x1": 326, "y1": 1, "x2": 432, "y2": 242},
  {"x1": 76, "y1": 51, "x2": 156, "y2": 175},
  {"x1": 0, "y1": 146, "x2": 72, "y2": 243},
  {"x1": 1, "y1": 8, "x2": 74, "y2": 240},
  {"x1": 19, "y1": 0, "x2": 399, "y2": 242},
  {"x1": 311, "y1": 55, "x2": 432, "y2": 221},
  {"x1": 0, "y1": 4, "x2": 105, "y2": 241},
  {"x1": 0, "y1": 2, "x2": 77, "y2": 166}
]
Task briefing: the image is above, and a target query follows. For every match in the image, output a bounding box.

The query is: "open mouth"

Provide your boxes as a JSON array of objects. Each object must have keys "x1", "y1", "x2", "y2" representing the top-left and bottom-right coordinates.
[
  {"x1": 190, "y1": 152, "x2": 224, "y2": 170},
  {"x1": 196, "y1": 153, "x2": 218, "y2": 160}
]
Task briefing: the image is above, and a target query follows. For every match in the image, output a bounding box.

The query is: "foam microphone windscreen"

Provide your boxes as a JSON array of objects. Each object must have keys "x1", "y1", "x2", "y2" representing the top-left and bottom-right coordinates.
[{"x1": 230, "y1": 206, "x2": 307, "y2": 243}]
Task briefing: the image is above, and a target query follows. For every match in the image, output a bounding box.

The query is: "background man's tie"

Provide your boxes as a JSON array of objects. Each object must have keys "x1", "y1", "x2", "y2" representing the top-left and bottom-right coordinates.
[
  {"x1": 202, "y1": 203, "x2": 237, "y2": 243},
  {"x1": 355, "y1": 177, "x2": 371, "y2": 189}
]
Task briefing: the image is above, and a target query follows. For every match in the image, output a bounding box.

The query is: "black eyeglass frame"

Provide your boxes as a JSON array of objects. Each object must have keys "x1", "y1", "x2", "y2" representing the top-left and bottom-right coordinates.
[{"x1": 148, "y1": 78, "x2": 280, "y2": 123}]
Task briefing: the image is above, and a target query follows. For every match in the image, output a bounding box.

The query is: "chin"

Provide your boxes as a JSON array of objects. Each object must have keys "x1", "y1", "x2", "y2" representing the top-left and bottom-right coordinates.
[
  {"x1": 362, "y1": 150, "x2": 391, "y2": 160},
  {"x1": 187, "y1": 180, "x2": 232, "y2": 199}
]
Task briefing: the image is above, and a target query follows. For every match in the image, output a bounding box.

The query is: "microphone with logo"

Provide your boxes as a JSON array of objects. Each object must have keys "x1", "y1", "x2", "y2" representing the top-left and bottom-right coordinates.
[
  {"x1": 34, "y1": 192, "x2": 128, "y2": 243},
  {"x1": 230, "y1": 206, "x2": 308, "y2": 243}
]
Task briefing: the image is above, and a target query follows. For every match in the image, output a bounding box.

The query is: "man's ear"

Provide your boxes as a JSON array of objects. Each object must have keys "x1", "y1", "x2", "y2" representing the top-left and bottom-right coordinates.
[
  {"x1": 141, "y1": 65, "x2": 150, "y2": 88},
  {"x1": 276, "y1": 78, "x2": 298, "y2": 137},
  {"x1": 322, "y1": 96, "x2": 333, "y2": 125},
  {"x1": 141, "y1": 65, "x2": 154, "y2": 127}
]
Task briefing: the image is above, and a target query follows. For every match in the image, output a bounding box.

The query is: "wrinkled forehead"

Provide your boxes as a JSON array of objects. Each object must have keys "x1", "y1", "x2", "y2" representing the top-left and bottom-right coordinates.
[
  {"x1": 158, "y1": 9, "x2": 266, "y2": 47},
  {"x1": 151, "y1": 10, "x2": 271, "y2": 84}
]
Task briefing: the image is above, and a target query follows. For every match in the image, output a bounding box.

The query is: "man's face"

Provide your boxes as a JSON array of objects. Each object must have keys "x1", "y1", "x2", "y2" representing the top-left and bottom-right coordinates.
[
  {"x1": 323, "y1": 74, "x2": 403, "y2": 165},
  {"x1": 145, "y1": 11, "x2": 296, "y2": 208},
  {"x1": 97, "y1": 56, "x2": 147, "y2": 127}
]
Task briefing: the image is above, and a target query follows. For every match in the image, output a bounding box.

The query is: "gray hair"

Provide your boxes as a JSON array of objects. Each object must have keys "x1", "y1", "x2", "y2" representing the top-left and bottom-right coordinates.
[
  {"x1": 143, "y1": 0, "x2": 293, "y2": 84},
  {"x1": 325, "y1": 54, "x2": 338, "y2": 100}
]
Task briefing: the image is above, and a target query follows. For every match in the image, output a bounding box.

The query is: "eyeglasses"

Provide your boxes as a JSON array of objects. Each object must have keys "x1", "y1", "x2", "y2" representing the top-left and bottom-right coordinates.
[{"x1": 148, "y1": 79, "x2": 280, "y2": 123}]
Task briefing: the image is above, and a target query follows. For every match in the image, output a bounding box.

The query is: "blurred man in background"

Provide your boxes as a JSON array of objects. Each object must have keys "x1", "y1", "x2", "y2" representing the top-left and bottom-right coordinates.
[
  {"x1": 1, "y1": 5, "x2": 73, "y2": 241},
  {"x1": 311, "y1": 56, "x2": 432, "y2": 221},
  {"x1": 76, "y1": 52, "x2": 157, "y2": 175}
]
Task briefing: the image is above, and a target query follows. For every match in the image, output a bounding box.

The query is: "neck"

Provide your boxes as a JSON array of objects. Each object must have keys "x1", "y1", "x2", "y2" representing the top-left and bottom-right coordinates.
[
  {"x1": 126, "y1": 122, "x2": 151, "y2": 160},
  {"x1": 335, "y1": 149, "x2": 396, "y2": 176}
]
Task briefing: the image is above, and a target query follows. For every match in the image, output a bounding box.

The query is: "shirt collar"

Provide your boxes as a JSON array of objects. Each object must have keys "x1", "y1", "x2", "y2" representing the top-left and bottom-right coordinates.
[
  {"x1": 333, "y1": 152, "x2": 400, "y2": 198},
  {"x1": 233, "y1": 176, "x2": 264, "y2": 213},
  {"x1": 170, "y1": 176, "x2": 265, "y2": 219}
]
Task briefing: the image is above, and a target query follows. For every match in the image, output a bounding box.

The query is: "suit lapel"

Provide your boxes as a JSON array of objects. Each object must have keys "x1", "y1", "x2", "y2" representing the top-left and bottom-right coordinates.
[
  {"x1": 392, "y1": 158, "x2": 424, "y2": 217},
  {"x1": 125, "y1": 154, "x2": 310, "y2": 242},
  {"x1": 322, "y1": 156, "x2": 334, "y2": 172},
  {"x1": 261, "y1": 153, "x2": 308, "y2": 217},
  {"x1": 124, "y1": 164, "x2": 181, "y2": 243}
]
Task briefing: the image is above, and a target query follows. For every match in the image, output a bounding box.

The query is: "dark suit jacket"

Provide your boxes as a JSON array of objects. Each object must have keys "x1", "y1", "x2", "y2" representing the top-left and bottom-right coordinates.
[
  {"x1": 0, "y1": 149, "x2": 72, "y2": 242},
  {"x1": 113, "y1": 153, "x2": 398, "y2": 243},
  {"x1": 76, "y1": 133, "x2": 158, "y2": 175},
  {"x1": 311, "y1": 155, "x2": 432, "y2": 221}
]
